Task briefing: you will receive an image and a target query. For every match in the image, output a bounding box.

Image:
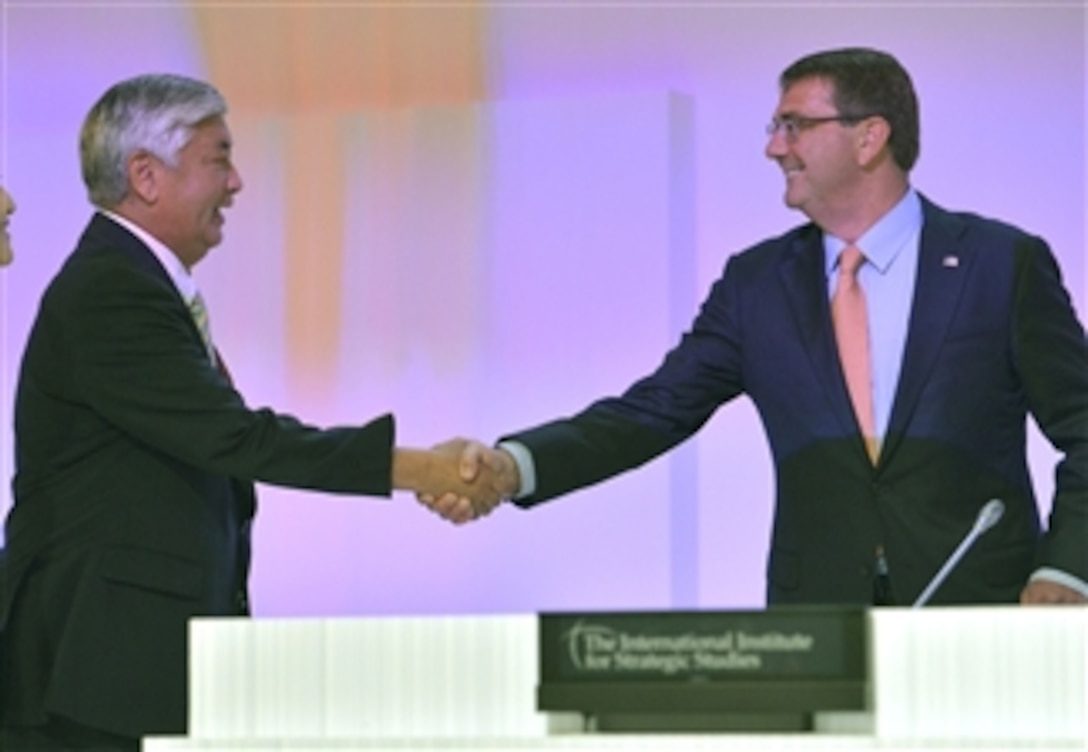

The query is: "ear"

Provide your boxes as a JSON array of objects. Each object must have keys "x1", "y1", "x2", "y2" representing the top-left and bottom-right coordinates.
[
  {"x1": 126, "y1": 151, "x2": 161, "y2": 205},
  {"x1": 856, "y1": 116, "x2": 892, "y2": 168}
]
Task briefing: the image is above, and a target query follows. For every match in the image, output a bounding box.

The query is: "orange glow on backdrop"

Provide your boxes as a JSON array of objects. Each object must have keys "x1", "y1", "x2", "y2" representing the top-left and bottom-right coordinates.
[
  {"x1": 191, "y1": 4, "x2": 489, "y2": 393},
  {"x1": 194, "y1": 5, "x2": 489, "y2": 112}
]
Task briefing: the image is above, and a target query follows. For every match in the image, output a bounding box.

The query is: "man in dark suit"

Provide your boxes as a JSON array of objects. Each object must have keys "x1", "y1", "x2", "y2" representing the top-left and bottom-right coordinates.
[
  {"x1": 423, "y1": 47, "x2": 1087, "y2": 607},
  {"x1": 0, "y1": 74, "x2": 496, "y2": 751},
  {"x1": 0, "y1": 185, "x2": 15, "y2": 266},
  {"x1": 0, "y1": 184, "x2": 16, "y2": 710}
]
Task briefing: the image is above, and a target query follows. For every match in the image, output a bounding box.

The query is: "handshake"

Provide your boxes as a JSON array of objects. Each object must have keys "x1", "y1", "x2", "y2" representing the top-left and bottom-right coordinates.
[{"x1": 403, "y1": 438, "x2": 522, "y2": 524}]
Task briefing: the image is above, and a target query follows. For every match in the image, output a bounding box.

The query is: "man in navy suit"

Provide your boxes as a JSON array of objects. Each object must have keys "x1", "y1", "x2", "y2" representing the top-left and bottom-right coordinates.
[
  {"x1": 423, "y1": 47, "x2": 1087, "y2": 607},
  {"x1": 0, "y1": 74, "x2": 494, "y2": 751}
]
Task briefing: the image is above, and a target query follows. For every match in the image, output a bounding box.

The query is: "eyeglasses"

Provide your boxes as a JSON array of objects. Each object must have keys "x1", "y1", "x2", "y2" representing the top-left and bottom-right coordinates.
[{"x1": 766, "y1": 114, "x2": 876, "y2": 142}]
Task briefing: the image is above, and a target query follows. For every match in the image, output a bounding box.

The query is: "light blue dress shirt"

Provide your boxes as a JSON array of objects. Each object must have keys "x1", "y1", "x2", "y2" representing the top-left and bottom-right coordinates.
[{"x1": 824, "y1": 188, "x2": 922, "y2": 444}]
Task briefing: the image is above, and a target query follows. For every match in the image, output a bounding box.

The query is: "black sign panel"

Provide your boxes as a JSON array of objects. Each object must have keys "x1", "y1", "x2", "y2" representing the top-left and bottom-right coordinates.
[{"x1": 539, "y1": 608, "x2": 868, "y2": 720}]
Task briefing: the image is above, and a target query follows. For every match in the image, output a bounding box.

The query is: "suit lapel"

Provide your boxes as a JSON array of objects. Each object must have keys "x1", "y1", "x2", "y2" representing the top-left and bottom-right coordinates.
[
  {"x1": 84, "y1": 213, "x2": 210, "y2": 361},
  {"x1": 84, "y1": 213, "x2": 175, "y2": 285},
  {"x1": 778, "y1": 226, "x2": 860, "y2": 439},
  {"x1": 86, "y1": 214, "x2": 255, "y2": 520},
  {"x1": 882, "y1": 199, "x2": 972, "y2": 459}
]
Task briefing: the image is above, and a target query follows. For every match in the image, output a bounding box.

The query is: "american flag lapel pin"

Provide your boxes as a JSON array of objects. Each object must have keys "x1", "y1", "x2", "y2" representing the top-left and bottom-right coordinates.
[{"x1": 942, "y1": 255, "x2": 959, "y2": 268}]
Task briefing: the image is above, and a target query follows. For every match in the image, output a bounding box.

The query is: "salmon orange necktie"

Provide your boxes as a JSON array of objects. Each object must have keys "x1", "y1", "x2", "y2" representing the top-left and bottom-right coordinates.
[{"x1": 832, "y1": 245, "x2": 878, "y2": 463}]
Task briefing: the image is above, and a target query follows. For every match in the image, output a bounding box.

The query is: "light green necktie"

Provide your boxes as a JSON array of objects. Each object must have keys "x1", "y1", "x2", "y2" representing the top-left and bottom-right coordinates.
[{"x1": 188, "y1": 292, "x2": 217, "y2": 366}]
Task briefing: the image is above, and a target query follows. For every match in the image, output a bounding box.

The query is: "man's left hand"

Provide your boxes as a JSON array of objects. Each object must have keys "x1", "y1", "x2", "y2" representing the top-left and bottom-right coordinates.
[{"x1": 1020, "y1": 580, "x2": 1088, "y2": 604}]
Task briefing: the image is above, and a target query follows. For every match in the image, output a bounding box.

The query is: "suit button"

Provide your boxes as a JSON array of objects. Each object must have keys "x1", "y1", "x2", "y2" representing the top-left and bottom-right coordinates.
[{"x1": 235, "y1": 591, "x2": 249, "y2": 612}]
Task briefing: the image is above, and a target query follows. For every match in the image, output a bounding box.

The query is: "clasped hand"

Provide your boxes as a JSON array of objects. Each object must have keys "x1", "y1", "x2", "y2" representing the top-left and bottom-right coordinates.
[{"x1": 417, "y1": 438, "x2": 520, "y2": 524}]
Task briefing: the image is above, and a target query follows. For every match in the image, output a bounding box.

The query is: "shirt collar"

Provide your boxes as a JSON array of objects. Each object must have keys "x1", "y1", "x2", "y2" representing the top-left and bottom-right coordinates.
[
  {"x1": 99, "y1": 209, "x2": 199, "y2": 303},
  {"x1": 824, "y1": 188, "x2": 923, "y2": 276}
]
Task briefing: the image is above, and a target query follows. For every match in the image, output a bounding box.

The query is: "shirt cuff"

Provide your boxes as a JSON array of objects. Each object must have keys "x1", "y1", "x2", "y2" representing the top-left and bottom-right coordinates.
[
  {"x1": 497, "y1": 440, "x2": 536, "y2": 499},
  {"x1": 1029, "y1": 567, "x2": 1088, "y2": 598}
]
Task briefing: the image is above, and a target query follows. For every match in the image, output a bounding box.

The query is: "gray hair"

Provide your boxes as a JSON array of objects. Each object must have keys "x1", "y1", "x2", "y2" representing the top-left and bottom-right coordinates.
[{"x1": 80, "y1": 74, "x2": 228, "y2": 207}]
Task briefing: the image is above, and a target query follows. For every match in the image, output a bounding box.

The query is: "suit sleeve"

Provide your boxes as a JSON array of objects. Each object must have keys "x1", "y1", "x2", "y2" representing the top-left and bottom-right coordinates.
[
  {"x1": 1013, "y1": 236, "x2": 1088, "y2": 581},
  {"x1": 506, "y1": 260, "x2": 747, "y2": 506},
  {"x1": 57, "y1": 259, "x2": 393, "y2": 496}
]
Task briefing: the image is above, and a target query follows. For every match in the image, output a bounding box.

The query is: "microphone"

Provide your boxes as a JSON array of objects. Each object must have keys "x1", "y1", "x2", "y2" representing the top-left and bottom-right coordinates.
[{"x1": 912, "y1": 498, "x2": 1005, "y2": 608}]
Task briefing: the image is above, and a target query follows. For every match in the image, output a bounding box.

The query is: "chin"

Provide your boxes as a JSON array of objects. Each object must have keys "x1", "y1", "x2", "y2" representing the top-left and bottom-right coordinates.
[{"x1": 782, "y1": 184, "x2": 803, "y2": 207}]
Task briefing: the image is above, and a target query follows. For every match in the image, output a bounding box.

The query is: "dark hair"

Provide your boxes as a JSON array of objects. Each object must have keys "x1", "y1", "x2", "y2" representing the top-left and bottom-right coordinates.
[{"x1": 780, "y1": 47, "x2": 920, "y2": 172}]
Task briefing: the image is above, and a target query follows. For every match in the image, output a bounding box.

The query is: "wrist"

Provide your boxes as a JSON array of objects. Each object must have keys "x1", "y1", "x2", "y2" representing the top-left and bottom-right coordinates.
[{"x1": 391, "y1": 447, "x2": 432, "y2": 491}]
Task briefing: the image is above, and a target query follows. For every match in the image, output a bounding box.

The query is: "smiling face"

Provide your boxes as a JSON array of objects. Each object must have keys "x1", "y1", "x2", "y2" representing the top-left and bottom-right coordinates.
[
  {"x1": 764, "y1": 76, "x2": 870, "y2": 229},
  {"x1": 0, "y1": 185, "x2": 16, "y2": 267},
  {"x1": 137, "y1": 116, "x2": 243, "y2": 269}
]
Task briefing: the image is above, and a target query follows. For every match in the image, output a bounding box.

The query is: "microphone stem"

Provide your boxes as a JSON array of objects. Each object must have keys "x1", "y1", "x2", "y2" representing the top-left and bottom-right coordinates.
[{"x1": 912, "y1": 524, "x2": 985, "y2": 608}]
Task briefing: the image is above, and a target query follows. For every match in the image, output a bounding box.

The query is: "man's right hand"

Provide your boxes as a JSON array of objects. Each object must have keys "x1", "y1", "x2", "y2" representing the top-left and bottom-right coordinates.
[{"x1": 418, "y1": 438, "x2": 521, "y2": 523}]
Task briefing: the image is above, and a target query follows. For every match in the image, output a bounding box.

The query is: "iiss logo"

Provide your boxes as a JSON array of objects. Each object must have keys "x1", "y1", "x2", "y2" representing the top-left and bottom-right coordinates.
[
  {"x1": 559, "y1": 619, "x2": 711, "y2": 674},
  {"x1": 558, "y1": 618, "x2": 817, "y2": 675},
  {"x1": 562, "y1": 620, "x2": 621, "y2": 670}
]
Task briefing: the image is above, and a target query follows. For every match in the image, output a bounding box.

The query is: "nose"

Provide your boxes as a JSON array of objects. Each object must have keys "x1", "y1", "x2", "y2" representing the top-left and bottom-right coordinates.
[
  {"x1": 765, "y1": 129, "x2": 788, "y2": 160},
  {"x1": 228, "y1": 166, "x2": 244, "y2": 195},
  {"x1": 0, "y1": 188, "x2": 14, "y2": 215}
]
